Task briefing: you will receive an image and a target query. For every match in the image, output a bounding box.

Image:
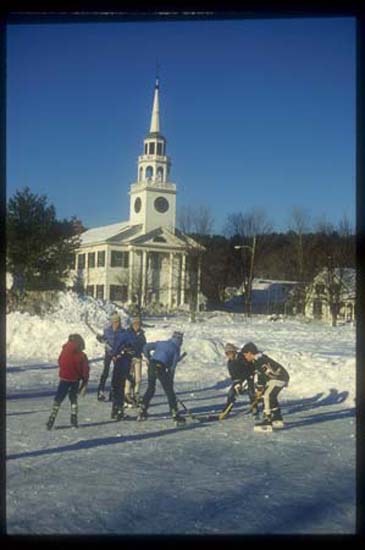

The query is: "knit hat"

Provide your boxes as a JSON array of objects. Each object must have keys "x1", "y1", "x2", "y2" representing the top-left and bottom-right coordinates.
[
  {"x1": 110, "y1": 312, "x2": 121, "y2": 322},
  {"x1": 224, "y1": 343, "x2": 238, "y2": 354},
  {"x1": 172, "y1": 331, "x2": 184, "y2": 344},
  {"x1": 241, "y1": 342, "x2": 259, "y2": 355}
]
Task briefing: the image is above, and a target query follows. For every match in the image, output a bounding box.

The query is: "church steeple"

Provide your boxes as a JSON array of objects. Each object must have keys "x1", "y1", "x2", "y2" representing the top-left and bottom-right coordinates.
[
  {"x1": 149, "y1": 78, "x2": 160, "y2": 134},
  {"x1": 129, "y1": 77, "x2": 177, "y2": 233}
]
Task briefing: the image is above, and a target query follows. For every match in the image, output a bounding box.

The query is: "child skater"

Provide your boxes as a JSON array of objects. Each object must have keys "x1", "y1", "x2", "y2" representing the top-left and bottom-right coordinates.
[{"x1": 46, "y1": 334, "x2": 89, "y2": 430}]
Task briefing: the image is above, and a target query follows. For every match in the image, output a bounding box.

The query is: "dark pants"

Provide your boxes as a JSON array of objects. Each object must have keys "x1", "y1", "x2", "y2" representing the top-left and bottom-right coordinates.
[
  {"x1": 262, "y1": 380, "x2": 287, "y2": 416},
  {"x1": 54, "y1": 380, "x2": 79, "y2": 406},
  {"x1": 98, "y1": 352, "x2": 113, "y2": 391},
  {"x1": 111, "y1": 355, "x2": 132, "y2": 410},
  {"x1": 142, "y1": 360, "x2": 178, "y2": 413},
  {"x1": 226, "y1": 377, "x2": 256, "y2": 407}
]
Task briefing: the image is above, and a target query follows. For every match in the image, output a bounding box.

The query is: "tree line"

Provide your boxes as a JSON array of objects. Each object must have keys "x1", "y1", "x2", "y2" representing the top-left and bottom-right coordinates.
[{"x1": 6, "y1": 189, "x2": 355, "y2": 321}]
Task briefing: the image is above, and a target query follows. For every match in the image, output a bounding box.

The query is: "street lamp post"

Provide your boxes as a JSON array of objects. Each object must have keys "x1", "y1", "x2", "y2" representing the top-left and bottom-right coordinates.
[{"x1": 234, "y1": 235, "x2": 257, "y2": 317}]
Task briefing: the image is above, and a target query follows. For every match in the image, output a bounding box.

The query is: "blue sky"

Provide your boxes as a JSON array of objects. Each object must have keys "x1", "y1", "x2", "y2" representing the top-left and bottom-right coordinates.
[{"x1": 7, "y1": 17, "x2": 355, "y2": 234}]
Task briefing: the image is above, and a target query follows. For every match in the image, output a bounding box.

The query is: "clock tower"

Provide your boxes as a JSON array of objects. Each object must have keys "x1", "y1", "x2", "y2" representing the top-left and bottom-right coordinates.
[{"x1": 129, "y1": 78, "x2": 177, "y2": 233}]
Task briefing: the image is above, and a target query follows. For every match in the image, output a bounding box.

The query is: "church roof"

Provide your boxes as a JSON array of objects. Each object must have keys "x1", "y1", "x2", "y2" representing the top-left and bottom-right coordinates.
[
  {"x1": 129, "y1": 226, "x2": 205, "y2": 251},
  {"x1": 80, "y1": 221, "x2": 141, "y2": 245}
]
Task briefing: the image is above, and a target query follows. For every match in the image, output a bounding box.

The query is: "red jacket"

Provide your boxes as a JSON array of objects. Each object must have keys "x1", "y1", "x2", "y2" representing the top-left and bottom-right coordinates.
[{"x1": 58, "y1": 340, "x2": 89, "y2": 382}]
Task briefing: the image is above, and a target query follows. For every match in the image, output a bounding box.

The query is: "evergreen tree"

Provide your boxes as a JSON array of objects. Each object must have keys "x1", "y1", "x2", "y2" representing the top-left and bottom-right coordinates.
[{"x1": 7, "y1": 187, "x2": 81, "y2": 290}]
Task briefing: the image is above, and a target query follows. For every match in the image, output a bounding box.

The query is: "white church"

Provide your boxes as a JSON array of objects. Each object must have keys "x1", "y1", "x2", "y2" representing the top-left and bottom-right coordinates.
[{"x1": 69, "y1": 78, "x2": 204, "y2": 310}]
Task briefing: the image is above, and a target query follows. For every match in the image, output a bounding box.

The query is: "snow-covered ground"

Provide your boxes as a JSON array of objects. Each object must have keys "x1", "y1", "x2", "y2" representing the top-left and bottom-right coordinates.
[{"x1": 6, "y1": 292, "x2": 356, "y2": 534}]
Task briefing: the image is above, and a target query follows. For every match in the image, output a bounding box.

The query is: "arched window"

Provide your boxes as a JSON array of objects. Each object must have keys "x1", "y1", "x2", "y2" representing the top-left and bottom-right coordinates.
[
  {"x1": 139, "y1": 167, "x2": 143, "y2": 181},
  {"x1": 156, "y1": 167, "x2": 163, "y2": 182},
  {"x1": 146, "y1": 166, "x2": 153, "y2": 180}
]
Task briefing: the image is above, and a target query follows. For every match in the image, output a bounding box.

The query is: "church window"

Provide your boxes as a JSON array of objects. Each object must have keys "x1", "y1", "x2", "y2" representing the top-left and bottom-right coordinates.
[
  {"x1": 97, "y1": 251, "x2": 105, "y2": 267},
  {"x1": 110, "y1": 284, "x2": 128, "y2": 302},
  {"x1": 134, "y1": 197, "x2": 142, "y2": 213},
  {"x1": 70, "y1": 254, "x2": 76, "y2": 269},
  {"x1": 111, "y1": 250, "x2": 129, "y2": 268},
  {"x1": 149, "y1": 142, "x2": 155, "y2": 155},
  {"x1": 77, "y1": 254, "x2": 86, "y2": 269},
  {"x1": 144, "y1": 144, "x2": 148, "y2": 154},
  {"x1": 88, "y1": 252, "x2": 95, "y2": 268},
  {"x1": 157, "y1": 142, "x2": 163, "y2": 155},
  {"x1": 86, "y1": 285, "x2": 94, "y2": 297},
  {"x1": 146, "y1": 166, "x2": 153, "y2": 179},
  {"x1": 139, "y1": 167, "x2": 143, "y2": 181},
  {"x1": 156, "y1": 167, "x2": 163, "y2": 181},
  {"x1": 96, "y1": 285, "x2": 104, "y2": 300}
]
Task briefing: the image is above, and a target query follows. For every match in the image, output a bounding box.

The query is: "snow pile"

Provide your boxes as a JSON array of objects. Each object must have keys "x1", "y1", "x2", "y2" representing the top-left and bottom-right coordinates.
[
  {"x1": 6, "y1": 291, "x2": 130, "y2": 363},
  {"x1": 6, "y1": 292, "x2": 355, "y2": 403}
]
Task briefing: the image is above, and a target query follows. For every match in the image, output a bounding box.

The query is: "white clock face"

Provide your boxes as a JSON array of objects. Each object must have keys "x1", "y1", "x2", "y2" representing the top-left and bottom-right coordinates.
[
  {"x1": 154, "y1": 196, "x2": 169, "y2": 213},
  {"x1": 134, "y1": 197, "x2": 142, "y2": 213}
]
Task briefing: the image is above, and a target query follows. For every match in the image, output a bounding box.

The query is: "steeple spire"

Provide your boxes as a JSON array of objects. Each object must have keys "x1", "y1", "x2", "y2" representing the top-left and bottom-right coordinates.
[{"x1": 149, "y1": 77, "x2": 160, "y2": 134}]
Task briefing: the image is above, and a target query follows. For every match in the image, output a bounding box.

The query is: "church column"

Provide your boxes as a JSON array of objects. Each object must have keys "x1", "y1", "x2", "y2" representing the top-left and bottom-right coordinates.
[
  {"x1": 128, "y1": 248, "x2": 134, "y2": 303},
  {"x1": 141, "y1": 250, "x2": 147, "y2": 307},
  {"x1": 180, "y1": 254, "x2": 186, "y2": 305},
  {"x1": 105, "y1": 246, "x2": 111, "y2": 301},
  {"x1": 168, "y1": 253, "x2": 174, "y2": 309}
]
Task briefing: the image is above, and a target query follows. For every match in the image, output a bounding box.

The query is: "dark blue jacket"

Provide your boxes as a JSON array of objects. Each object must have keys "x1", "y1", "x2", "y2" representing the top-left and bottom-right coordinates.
[
  {"x1": 110, "y1": 329, "x2": 138, "y2": 358},
  {"x1": 143, "y1": 337, "x2": 181, "y2": 371},
  {"x1": 103, "y1": 325, "x2": 125, "y2": 354},
  {"x1": 126, "y1": 327, "x2": 146, "y2": 358}
]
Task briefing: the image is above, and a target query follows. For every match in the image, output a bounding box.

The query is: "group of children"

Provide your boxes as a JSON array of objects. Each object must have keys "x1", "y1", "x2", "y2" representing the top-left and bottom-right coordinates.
[{"x1": 46, "y1": 312, "x2": 290, "y2": 432}]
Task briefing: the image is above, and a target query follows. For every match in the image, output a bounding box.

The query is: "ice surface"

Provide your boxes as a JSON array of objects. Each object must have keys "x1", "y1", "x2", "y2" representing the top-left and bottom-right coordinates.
[{"x1": 6, "y1": 294, "x2": 356, "y2": 534}]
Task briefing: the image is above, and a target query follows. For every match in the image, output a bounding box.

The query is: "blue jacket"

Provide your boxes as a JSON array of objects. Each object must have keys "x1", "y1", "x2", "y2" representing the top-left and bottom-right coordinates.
[
  {"x1": 126, "y1": 327, "x2": 146, "y2": 358},
  {"x1": 110, "y1": 329, "x2": 138, "y2": 358},
  {"x1": 103, "y1": 325, "x2": 125, "y2": 353},
  {"x1": 143, "y1": 337, "x2": 182, "y2": 371}
]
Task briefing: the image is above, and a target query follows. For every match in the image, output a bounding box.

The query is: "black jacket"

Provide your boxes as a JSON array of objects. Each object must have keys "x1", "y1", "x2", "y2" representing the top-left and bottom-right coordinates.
[
  {"x1": 126, "y1": 328, "x2": 146, "y2": 358},
  {"x1": 227, "y1": 355, "x2": 255, "y2": 383},
  {"x1": 254, "y1": 353, "x2": 290, "y2": 386}
]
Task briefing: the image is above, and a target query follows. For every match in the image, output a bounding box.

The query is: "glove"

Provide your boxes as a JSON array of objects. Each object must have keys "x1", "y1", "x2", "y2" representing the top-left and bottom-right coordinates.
[
  {"x1": 78, "y1": 380, "x2": 88, "y2": 396},
  {"x1": 96, "y1": 334, "x2": 105, "y2": 343},
  {"x1": 233, "y1": 382, "x2": 243, "y2": 395}
]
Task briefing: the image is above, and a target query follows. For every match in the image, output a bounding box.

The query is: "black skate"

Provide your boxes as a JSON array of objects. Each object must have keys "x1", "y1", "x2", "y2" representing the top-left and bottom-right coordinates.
[
  {"x1": 97, "y1": 390, "x2": 106, "y2": 402},
  {"x1": 111, "y1": 405, "x2": 118, "y2": 420},
  {"x1": 46, "y1": 415, "x2": 56, "y2": 430},
  {"x1": 115, "y1": 409, "x2": 124, "y2": 422},
  {"x1": 253, "y1": 414, "x2": 273, "y2": 433},
  {"x1": 271, "y1": 408, "x2": 284, "y2": 429},
  {"x1": 70, "y1": 413, "x2": 78, "y2": 428},
  {"x1": 137, "y1": 408, "x2": 148, "y2": 421},
  {"x1": 172, "y1": 411, "x2": 186, "y2": 427}
]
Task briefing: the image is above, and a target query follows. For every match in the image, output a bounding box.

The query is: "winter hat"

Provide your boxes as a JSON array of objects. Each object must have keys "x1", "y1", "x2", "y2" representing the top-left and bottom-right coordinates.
[
  {"x1": 224, "y1": 343, "x2": 238, "y2": 354},
  {"x1": 241, "y1": 342, "x2": 259, "y2": 355},
  {"x1": 68, "y1": 334, "x2": 85, "y2": 351},
  {"x1": 110, "y1": 312, "x2": 121, "y2": 322},
  {"x1": 172, "y1": 331, "x2": 184, "y2": 344}
]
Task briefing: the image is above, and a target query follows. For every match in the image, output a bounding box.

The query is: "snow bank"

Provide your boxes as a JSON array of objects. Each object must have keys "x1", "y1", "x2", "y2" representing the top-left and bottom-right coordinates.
[
  {"x1": 6, "y1": 291, "x2": 130, "y2": 363},
  {"x1": 6, "y1": 292, "x2": 355, "y2": 404}
]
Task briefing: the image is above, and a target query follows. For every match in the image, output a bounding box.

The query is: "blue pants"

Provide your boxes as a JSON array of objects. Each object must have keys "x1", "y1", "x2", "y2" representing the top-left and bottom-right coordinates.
[
  {"x1": 98, "y1": 352, "x2": 113, "y2": 391},
  {"x1": 111, "y1": 355, "x2": 132, "y2": 409},
  {"x1": 54, "y1": 380, "x2": 79, "y2": 406},
  {"x1": 142, "y1": 360, "x2": 178, "y2": 413}
]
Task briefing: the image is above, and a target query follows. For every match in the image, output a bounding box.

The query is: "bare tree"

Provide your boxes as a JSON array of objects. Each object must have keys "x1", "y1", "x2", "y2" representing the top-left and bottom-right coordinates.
[
  {"x1": 287, "y1": 206, "x2": 312, "y2": 314},
  {"x1": 177, "y1": 205, "x2": 214, "y2": 236},
  {"x1": 224, "y1": 208, "x2": 272, "y2": 316}
]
